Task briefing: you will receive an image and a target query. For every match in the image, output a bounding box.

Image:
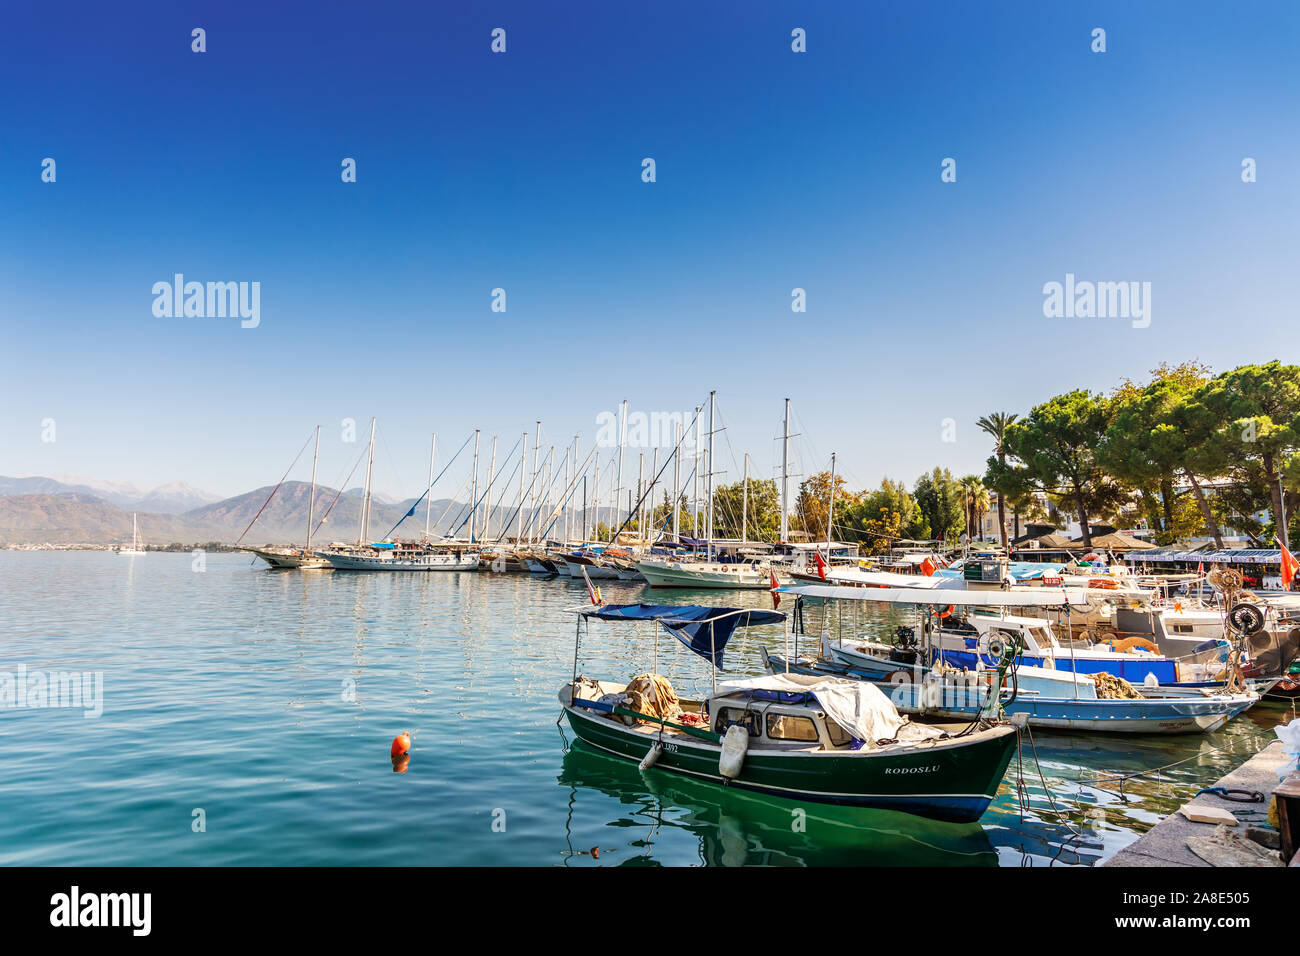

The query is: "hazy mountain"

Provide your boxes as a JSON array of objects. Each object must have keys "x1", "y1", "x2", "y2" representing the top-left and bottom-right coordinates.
[
  {"x1": 133, "y1": 481, "x2": 223, "y2": 514},
  {"x1": 0, "y1": 480, "x2": 543, "y2": 546},
  {"x1": 3, "y1": 475, "x2": 221, "y2": 514}
]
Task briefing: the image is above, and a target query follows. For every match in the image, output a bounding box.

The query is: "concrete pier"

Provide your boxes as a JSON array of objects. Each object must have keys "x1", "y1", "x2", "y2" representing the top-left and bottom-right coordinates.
[{"x1": 1104, "y1": 740, "x2": 1286, "y2": 867}]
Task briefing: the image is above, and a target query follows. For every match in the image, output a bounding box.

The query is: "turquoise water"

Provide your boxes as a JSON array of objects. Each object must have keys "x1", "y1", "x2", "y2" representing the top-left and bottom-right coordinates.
[{"x1": 0, "y1": 552, "x2": 1288, "y2": 866}]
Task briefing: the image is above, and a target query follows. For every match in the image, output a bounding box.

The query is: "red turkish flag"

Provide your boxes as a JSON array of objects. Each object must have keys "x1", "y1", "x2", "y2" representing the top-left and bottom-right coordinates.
[
  {"x1": 814, "y1": 551, "x2": 828, "y2": 580},
  {"x1": 1281, "y1": 545, "x2": 1298, "y2": 591},
  {"x1": 769, "y1": 569, "x2": 781, "y2": 609}
]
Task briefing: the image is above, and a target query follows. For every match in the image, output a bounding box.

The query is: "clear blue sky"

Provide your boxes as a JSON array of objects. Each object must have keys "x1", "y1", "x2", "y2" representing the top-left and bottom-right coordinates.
[{"x1": 2, "y1": 1, "x2": 1297, "y2": 500}]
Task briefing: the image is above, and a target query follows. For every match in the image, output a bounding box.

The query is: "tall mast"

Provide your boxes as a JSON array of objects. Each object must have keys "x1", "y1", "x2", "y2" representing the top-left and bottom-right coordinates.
[
  {"x1": 741, "y1": 452, "x2": 749, "y2": 544},
  {"x1": 528, "y1": 421, "x2": 541, "y2": 543},
  {"x1": 780, "y1": 398, "x2": 790, "y2": 545},
  {"x1": 592, "y1": 452, "x2": 601, "y2": 541},
  {"x1": 358, "y1": 417, "x2": 376, "y2": 545},
  {"x1": 692, "y1": 404, "x2": 702, "y2": 538},
  {"x1": 706, "y1": 390, "x2": 715, "y2": 561},
  {"x1": 133, "y1": 512, "x2": 138, "y2": 550},
  {"x1": 483, "y1": 435, "x2": 498, "y2": 541},
  {"x1": 516, "y1": 431, "x2": 527, "y2": 545},
  {"x1": 636, "y1": 452, "x2": 644, "y2": 541},
  {"x1": 649, "y1": 447, "x2": 659, "y2": 545},
  {"x1": 562, "y1": 444, "x2": 571, "y2": 544},
  {"x1": 544, "y1": 449, "x2": 554, "y2": 543},
  {"x1": 613, "y1": 400, "x2": 626, "y2": 542},
  {"x1": 307, "y1": 425, "x2": 320, "y2": 550},
  {"x1": 672, "y1": 423, "x2": 682, "y2": 542},
  {"x1": 424, "y1": 432, "x2": 437, "y2": 541},
  {"x1": 468, "y1": 429, "x2": 480, "y2": 544},
  {"x1": 570, "y1": 438, "x2": 579, "y2": 544},
  {"x1": 826, "y1": 451, "x2": 837, "y2": 548}
]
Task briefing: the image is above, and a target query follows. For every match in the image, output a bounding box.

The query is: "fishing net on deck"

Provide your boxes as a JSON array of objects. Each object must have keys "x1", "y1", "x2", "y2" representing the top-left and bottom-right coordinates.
[
  {"x1": 623, "y1": 674, "x2": 681, "y2": 721},
  {"x1": 1092, "y1": 672, "x2": 1142, "y2": 699}
]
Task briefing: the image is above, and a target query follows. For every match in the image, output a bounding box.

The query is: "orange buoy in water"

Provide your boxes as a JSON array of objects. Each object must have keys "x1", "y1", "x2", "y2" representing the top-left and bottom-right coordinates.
[{"x1": 391, "y1": 732, "x2": 411, "y2": 757}]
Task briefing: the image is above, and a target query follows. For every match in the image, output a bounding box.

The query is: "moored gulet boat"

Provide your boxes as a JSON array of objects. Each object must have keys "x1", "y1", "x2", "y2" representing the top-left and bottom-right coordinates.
[
  {"x1": 559, "y1": 602, "x2": 1022, "y2": 823},
  {"x1": 319, "y1": 541, "x2": 480, "y2": 571},
  {"x1": 314, "y1": 423, "x2": 482, "y2": 571},
  {"x1": 244, "y1": 425, "x2": 331, "y2": 570}
]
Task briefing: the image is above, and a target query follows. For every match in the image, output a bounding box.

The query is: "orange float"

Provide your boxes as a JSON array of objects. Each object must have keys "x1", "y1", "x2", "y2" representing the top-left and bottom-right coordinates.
[{"x1": 390, "y1": 732, "x2": 411, "y2": 756}]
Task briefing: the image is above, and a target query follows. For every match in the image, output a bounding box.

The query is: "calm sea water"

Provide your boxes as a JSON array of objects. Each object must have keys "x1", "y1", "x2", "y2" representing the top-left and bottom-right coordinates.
[{"x1": 0, "y1": 551, "x2": 1289, "y2": 867}]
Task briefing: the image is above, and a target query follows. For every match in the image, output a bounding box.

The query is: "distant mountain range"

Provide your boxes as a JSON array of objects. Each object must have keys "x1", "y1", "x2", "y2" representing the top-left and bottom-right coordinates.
[
  {"x1": 0, "y1": 476, "x2": 588, "y2": 546},
  {"x1": 0, "y1": 475, "x2": 221, "y2": 514}
]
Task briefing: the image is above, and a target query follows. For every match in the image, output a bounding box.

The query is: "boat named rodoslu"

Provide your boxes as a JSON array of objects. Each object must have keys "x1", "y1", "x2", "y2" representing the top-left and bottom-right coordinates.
[{"x1": 559, "y1": 602, "x2": 1022, "y2": 823}]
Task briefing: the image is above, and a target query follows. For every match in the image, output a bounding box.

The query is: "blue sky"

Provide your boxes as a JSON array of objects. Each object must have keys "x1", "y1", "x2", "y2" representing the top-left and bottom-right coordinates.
[{"x1": 2, "y1": 1, "x2": 1297, "y2": 501}]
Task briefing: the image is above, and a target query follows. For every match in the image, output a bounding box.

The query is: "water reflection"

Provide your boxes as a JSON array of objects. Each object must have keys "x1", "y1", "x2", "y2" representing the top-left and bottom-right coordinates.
[{"x1": 557, "y1": 740, "x2": 998, "y2": 866}]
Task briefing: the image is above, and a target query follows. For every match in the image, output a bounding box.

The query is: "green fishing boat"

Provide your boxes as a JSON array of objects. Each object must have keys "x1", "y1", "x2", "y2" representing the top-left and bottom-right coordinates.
[{"x1": 559, "y1": 603, "x2": 1021, "y2": 823}]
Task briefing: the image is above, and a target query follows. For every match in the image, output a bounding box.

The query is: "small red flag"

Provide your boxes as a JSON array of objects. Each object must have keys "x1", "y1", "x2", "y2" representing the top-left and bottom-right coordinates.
[
  {"x1": 1281, "y1": 545, "x2": 1298, "y2": 591},
  {"x1": 769, "y1": 569, "x2": 781, "y2": 609},
  {"x1": 920, "y1": 557, "x2": 937, "y2": 577},
  {"x1": 814, "y1": 550, "x2": 827, "y2": 580}
]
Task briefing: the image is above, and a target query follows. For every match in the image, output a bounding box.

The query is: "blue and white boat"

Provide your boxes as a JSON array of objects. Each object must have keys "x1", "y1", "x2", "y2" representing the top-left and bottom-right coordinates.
[
  {"x1": 772, "y1": 582, "x2": 1260, "y2": 734},
  {"x1": 762, "y1": 646, "x2": 1258, "y2": 735}
]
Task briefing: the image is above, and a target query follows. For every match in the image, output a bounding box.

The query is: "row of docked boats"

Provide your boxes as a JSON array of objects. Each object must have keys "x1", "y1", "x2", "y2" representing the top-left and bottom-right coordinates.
[{"x1": 556, "y1": 566, "x2": 1299, "y2": 825}]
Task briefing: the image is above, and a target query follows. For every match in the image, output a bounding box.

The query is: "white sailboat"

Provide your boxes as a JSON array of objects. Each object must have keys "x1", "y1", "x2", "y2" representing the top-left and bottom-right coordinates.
[{"x1": 117, "y1": 513, "x2": 147, "y2": 555}]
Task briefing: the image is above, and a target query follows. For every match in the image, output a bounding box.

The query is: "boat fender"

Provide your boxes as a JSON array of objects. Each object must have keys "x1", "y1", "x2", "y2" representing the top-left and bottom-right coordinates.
[
  {"x1": 1144, "y1": 672, "x2": 1159, "y2": 688},
  {"x1": 639, "y1": 741, "x2": 663, "y2": 771},
  {"x1": 718, "y1": 725, "x2": 748, "y2": 780}
]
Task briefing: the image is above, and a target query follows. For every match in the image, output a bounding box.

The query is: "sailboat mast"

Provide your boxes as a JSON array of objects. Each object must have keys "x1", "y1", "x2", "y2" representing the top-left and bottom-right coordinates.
[
  {"x1": 692, "y1": 404, "x2": 701, "y2": 538},
  {"x1": 613, "y1": 400, "x2": 626, "y2": 543},
  {"x1": 468, "y1": 430, "x2": 481, "y2": 544},
  {"x1": 424, "y1": 433, "x2": 437, "y2": 540},
  {"x1": 742, "y1": 452, "x2": 749, "y2": 544},
  {"x1": 483, "y1": 435, "x2": 498, "y2": 541},
  {"x1": 528, "y1": 421, "x2": 541, "y2": 544},
  {"x1": 592, "y1": 452, "x2": 601, "y2": 541},
  {"x1": 133, "y1": 512, "x2": 139, "y2": 551},
  {"x1": 706, "y1": 390, "x2": 715, "y2": 561},
  {"x1": 649, "y1": 447, "x2": 659, "y2": 545},
  {"x1": 570, "y1": 438, "x2": 578, "y2": 544},
  {"x1": 826, "y1": 451, "x2": 837, "y2": 549},
  {"x1": 516, "y1": 432, "x2": 527, "y2": 545},
  {"x1": 307, "y1": 425, "x2": 320, "y2": 551},
  {"x1": 672, "y1": 423, "x2": 682, "y2": 542},
  {"x1": 780, "y1": 398, "x2": 790, "y2": 544},
  {"x1": 359, "y1": 417, "x2": 376, "y2": 545}
]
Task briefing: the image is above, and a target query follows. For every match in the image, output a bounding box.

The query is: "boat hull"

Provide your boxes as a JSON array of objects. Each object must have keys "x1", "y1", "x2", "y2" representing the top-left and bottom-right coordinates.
[
  {"x1": 636, "y1": 560, "x2": 769, "y2": 589},
  {"x1": 317, "y1": 551, "x2": 480, "y2": 571},
  {"x1": 561, "y1": 696, "x2": 1017, "y2": 823},
  {"x1": 246, "y1": 547, "x2": 330, "y2": 570},
  {"x1": 771, "y1": 654, "x2": 1257, "y2": 734}
]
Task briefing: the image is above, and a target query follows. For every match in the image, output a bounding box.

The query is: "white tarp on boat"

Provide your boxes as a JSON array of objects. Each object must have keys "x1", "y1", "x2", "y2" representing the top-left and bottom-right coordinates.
[{"x1": 716, "y1": 673, "x2": 906, "y2": 747}]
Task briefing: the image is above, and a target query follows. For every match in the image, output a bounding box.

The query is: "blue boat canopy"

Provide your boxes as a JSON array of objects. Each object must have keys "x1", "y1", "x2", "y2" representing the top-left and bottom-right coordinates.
[{"x1": 580, "y1": 604, "x2": 785, "y2": 668}]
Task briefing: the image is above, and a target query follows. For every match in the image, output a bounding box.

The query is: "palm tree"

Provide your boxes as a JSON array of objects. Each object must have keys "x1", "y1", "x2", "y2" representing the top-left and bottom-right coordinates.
[
  {"x1": 958, "y1": 475, "x2": 987, "y2": 544},
  {"x1": 977, "y1": 412, "x2": 1018, "y2": 551}
]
